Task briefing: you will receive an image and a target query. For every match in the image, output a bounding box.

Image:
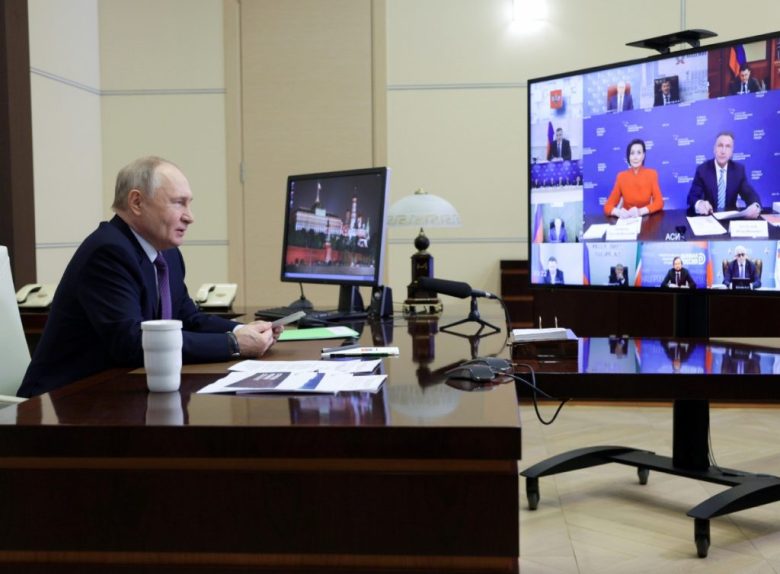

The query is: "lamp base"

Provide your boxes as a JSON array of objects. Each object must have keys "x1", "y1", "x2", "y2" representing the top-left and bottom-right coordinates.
[{"x1": 402, "y1": 297, "x2": 443, "y2": 317}]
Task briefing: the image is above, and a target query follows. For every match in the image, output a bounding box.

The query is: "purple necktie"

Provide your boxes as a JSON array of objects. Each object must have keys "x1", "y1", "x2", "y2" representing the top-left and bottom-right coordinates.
[{"x1": 154, "y1": 252, "x2": 172, "y2": 320}]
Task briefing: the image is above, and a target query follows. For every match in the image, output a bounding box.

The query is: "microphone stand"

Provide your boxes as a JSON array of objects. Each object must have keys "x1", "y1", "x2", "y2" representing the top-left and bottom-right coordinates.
[{"x1": 440, "y1": 295, "x2": 501, "y2": 338}]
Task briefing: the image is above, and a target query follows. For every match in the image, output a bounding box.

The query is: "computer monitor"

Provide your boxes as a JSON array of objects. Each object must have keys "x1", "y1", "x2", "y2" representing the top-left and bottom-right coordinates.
[{"x1": 280, "y1": 166, "x2": 390, "y2": 313}]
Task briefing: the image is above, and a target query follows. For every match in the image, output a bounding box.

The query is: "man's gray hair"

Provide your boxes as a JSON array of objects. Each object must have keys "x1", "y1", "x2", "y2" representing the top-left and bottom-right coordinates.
[{"x1": 112, "y1": 156, "x2": 177, "y2": 211}]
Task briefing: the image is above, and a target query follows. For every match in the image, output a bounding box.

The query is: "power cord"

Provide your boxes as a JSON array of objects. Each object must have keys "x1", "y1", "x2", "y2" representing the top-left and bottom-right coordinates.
[{"x1": 512, "y1": 363, "x2": 570, "y2": 425}]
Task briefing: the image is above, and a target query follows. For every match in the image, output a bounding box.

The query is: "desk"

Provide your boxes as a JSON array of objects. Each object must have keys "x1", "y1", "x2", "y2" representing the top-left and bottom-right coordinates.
[
  {"x1": 0, "y1": 317, "x2": 520, "y2": 573},
  {"x1": 584, "y1": 208, "x2": 780, "y2": 242},
  {"x1": 518, "y1": 336, "x2": 780, "y2": 558}
]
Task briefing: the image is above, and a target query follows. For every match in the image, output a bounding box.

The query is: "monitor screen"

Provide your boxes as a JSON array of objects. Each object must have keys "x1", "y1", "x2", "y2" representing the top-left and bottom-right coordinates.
[
  {"x1": 280, "y1": 167, "x2": 390, "y2": 309},
  {"x1": 528, "y1": 31, "x2": 780, "y2": 293}
]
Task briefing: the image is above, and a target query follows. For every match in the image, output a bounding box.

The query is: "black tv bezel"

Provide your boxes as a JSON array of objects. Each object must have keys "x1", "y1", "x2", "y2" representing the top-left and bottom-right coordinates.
[
  {"x1": 526, "y1": 29, "x2": 780, "y2": 296},
  {"x1": 279, "y1": 166, "x2": 390, "y2": 289}
]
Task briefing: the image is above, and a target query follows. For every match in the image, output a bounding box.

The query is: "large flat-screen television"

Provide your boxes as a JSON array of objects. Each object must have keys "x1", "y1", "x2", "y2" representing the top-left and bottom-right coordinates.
[
  {"x1": 279, "y1": 166, "x2": 390, "y2": 313},
  {"x1": 528, "y1": 31, "x2": 780, "y2": 293}
]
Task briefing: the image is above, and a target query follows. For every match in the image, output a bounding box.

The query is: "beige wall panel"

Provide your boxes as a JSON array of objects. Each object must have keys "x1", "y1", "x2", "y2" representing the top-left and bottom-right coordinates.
[
  {"x1": 386, "y1": 0, "x2": 681, "y2": 86},
  {"x1": 30, "y1": 77, "x2": 103, "y2": 245},
  {"x1": 98, "y1": 0, "x2": 224, "y2": 90},
  {"x1": 386, "y1": 88, "x2": 526, "y2": 294},
  {"x1": 35, "y1": 248, "x2": 80, "y2": 285},
  {"x1": 179, "y1": 244, "x2": 229, "y2": 295},
  {"x1": 100, "y1": 95, "x2": 228, "y2": 241},
  {"x1": 239, "y1": 0, "x2": 376, "y2": 309},
  {"x1": 28, "y1": 0, "x2": 100, "y2": 87},
  {"x1": 684, "y1": 1, "x2": 780, "y2": 43}
]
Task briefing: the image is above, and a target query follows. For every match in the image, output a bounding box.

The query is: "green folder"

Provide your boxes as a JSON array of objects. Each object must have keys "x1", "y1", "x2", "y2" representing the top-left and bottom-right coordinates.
[{"x1": 278, "y1": 326, "x2": 360, "y2": 342}]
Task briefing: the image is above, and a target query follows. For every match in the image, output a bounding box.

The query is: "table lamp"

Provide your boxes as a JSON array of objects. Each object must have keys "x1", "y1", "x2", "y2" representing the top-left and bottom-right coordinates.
[{"x1": 387, "y1": 188, "x2": 461, "y2": 316}]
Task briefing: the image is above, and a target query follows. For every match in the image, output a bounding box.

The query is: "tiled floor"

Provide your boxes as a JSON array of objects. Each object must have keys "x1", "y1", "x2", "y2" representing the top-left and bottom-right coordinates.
[{"x1": 519, "y1": 403, "x2": 780, "y2": 573}]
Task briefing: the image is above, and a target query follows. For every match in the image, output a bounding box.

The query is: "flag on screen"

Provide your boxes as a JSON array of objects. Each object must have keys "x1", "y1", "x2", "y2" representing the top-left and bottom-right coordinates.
[
  {"x1": 729, "y1": 45, "x2": 746, "y2": 77},
  {"x1": 633, "y1": 244, "x2": 642, "y2": 286},
  {"x1": 706, "y1": 242, "x2": 714, "y2": 287},
  {"x1": 582, "y1": 243, "x2": 590, "y2": 285},
  {"x1": 532, "y1": 204, "x2": 544, "y2": 243},
  {"x1": 546, "y1": 121, "x2": 554, "y2": 159}
]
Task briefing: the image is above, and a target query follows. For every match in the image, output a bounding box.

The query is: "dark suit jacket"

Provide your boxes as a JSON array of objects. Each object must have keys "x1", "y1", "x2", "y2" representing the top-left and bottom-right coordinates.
[
  {"x1": 547, "y1": 138, "x2": 572, "y2": 161},
  {"x1": 542, "y1": 269, "x2": 564, "y2": 285},
  {"x1": 608, "y1": 268, "x2": 629, "y2": 287},
  {"x1": 661, "y1": 267, "x2": 696, "y2": 288},
  {"x1": 548, "y1": 223, "x2": 567, "y2": 242},
  {"x1": 19, "y1": 216, "x2": 240, "y2": 397},
  {"x1": 730, "y1": 77, "x2": 761, "y2": 95},
  {"x1": 686, "y1": 160, "x2": 761, "y2": 213},
  {"x1": 607, "y1": 93, "x2": 633, "y2": 111},
  {"x1": 654, "y1": 89, "x2": 679, "y2": 106},
  {"x1": 723, "y1": 258, "x2": 761, "y2": 289}
]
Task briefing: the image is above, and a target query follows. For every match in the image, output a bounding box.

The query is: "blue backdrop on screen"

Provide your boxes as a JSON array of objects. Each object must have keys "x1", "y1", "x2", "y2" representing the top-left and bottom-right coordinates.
[
  {"x1": 639, "y1": 241, "x2": 708, "y2": 287},
  {"x1": 582, "y1": 90, "x2": 780, "y2": 215},
  {"x1": 639, "y1": 340, "x2": 706, "y2": 374}
]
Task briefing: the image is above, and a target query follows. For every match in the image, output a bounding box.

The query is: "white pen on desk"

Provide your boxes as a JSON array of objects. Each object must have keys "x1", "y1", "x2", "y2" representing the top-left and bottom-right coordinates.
[
  {"x1": 321, "y1": 343, "x2": 362, "y2": 353},
  {"x1": 555, "y1": 316, "x2": 558, "y2": 328},
  {"x1": 322, "y1": 346, "x2": 399, "y2": 358}
]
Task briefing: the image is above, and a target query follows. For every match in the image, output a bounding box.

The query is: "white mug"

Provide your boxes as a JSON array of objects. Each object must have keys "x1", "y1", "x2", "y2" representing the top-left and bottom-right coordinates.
[{"x1": 141, "y1": 319, "x2": 183, "y2": 392}]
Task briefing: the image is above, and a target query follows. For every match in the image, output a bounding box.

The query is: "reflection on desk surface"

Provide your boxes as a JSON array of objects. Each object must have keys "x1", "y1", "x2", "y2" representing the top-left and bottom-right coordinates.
[{"x1": 581, "y1": 337, "x2": 780, "y2": 375}]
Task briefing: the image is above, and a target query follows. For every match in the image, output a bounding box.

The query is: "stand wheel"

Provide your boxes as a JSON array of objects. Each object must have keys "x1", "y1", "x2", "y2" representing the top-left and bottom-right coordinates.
[
  {"x1": 694, "y1": 518, "x2": 710, "y2": 558},
  {"x1": 637, "y1": 467, "x2": 649, "y2": 485},
  {"x1": 526, "y1": 477, "x2": 540, "y2": 510}
]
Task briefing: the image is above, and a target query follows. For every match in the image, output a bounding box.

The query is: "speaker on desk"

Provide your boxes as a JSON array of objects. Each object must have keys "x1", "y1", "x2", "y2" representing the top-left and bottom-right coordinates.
[{"x1": 369, "y1": 285, "x2": 393, "y2": 318}]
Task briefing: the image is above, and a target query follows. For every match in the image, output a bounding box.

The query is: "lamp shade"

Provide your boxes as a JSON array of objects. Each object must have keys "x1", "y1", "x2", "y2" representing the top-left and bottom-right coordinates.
[{"x1": 387, "y1": 188, "x2": 461, "y2": 228}]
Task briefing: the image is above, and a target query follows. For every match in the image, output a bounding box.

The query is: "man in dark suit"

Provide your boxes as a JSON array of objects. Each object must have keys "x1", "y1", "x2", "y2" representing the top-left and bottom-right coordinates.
[
  {"x1": 19, "y1": 157, "x2": 280, "y2": 398},
  {"x1": 547, "y1": 128, "x2": 572, "y2": 161},
  {"x1": 730, "y1": 65, "x2": 761, "y2": 95},
  {"x1": 687, "y1": 131, "x2": 762, "y2": 218},
  {"x1": 723, "y1": 245, "x2": 761, "y2": 289},
  {"x1": 607, "y1": 81, "x2": 633, "y2": 112},
  {"x1": 548, "y1": 218, "x2": 567, "y2": 242},
  {"x1": 542, "y1": 256, "x2": 564, "y2": 285},
  {"x1": 661, "y1": 257, "x2": 696, "y2": 288},
  {"x1": 608, "y1": 263, "x2": 629, "y2": 287},
  {"x1": 653, "y1": 78, "x2": 679, "y2": 106}
]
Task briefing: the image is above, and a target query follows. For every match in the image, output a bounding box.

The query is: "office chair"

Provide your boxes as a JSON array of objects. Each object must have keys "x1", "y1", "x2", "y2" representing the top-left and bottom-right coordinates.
[{"x1": 0, "y1": 246, "x2": 29, "y2": 402}]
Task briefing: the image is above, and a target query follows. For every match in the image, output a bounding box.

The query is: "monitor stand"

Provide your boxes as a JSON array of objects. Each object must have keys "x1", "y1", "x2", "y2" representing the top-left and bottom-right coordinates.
[
  {"x1": 673, "y1": 290, "x2": 708, "y2": 338},
  {"x1": 337, "y1": 285, "x2": 365, "y2": 315}
]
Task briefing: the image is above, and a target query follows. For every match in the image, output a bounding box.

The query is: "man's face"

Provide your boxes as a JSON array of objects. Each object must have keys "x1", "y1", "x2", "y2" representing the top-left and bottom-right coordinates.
[
  {"x1": 617, "y1": 82, "x2": 626, "y2": 95},
  {"x1": 673, "y1": 258, "x2": 682, "y2": 271},
  {"x1": 714, "y1": 135, "x2": 734, "y2": 167},
  {"x1": 548, "y1": 260, "x2": 557, "y2": 273},
  {"x1": 615, "y1": 265, "x2": 623, "y2": 277},
  {"x1": 135, "y1": 164, "x2": 195, "y2": 251},
  {"x1": 661, "y1": 81, "x2": 671, "y2": 94},
  {"x1": 740, "y1": 69, "x2": 751, "y2": 83},
  {"x1": 735, "y1": 249, "x2": 747, "y2": 262},
  {"x1": 555, "y1": 129, "x2": 563, "y2": 142}
]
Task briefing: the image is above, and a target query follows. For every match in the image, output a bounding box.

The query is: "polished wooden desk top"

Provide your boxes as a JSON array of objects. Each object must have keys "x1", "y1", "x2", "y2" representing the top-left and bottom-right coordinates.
[{"x1": 3, "y1": 316, "x2": 521, "y2": 460}]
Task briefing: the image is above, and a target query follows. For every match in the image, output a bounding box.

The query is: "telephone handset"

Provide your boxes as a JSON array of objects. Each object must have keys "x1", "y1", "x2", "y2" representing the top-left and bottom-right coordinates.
[
  {"x1": 16, "y1": 283, "x2": 57, "y2": 308},
  {"x1": 194, "y1": 283, "x2": 238, "y2": 308}
]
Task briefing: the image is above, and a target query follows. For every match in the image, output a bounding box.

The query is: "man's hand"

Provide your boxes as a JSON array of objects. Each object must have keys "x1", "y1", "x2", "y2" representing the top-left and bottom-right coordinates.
[
  {"x1": 743, "y1": 203, "x2": 761, "y2": 219},
  {"x1": 695, "y1": 200, "x2": 713, "y2": 215},
  {"x1": 235, "y1": 321, "x2": 278, "y2": 358}
]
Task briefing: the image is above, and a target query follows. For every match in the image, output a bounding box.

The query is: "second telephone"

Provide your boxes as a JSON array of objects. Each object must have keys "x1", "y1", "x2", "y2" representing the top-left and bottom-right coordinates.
[
  {"x1": 194, "y1": 283, "x2": 237, "y2": 308},
  {"x1": 16, "y1": 283, "x2": 57, "y2": 308}
]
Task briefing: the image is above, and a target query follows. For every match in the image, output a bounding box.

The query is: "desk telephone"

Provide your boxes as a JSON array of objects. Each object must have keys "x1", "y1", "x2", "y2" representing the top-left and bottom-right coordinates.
[
  {"x1": 16, "y1": 283, "x2": 56, "y2": 308},
  {"x1": 194, "y1": 283, "x2": 237, "y2": 308}
]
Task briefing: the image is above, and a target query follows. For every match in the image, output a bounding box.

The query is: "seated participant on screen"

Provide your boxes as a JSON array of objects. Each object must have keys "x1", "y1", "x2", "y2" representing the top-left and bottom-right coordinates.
[
  {"x1": 730, "y1": 65, "x2": 761, "y2": 95},
  {"x1": 607, "y1": 80, "x2": 633, "y2": 112},
  {"x1": 542, "y1": 256, "x2": 565, "y2": 285},
  {"x1": 548, "y1": 218, "x2": 567, "y2": 242},
  {"x1": 687, "y1": 131, "x2": 761, "y2": 218},
  {"x1": 603, "y1": 139, "x2": 664, "y2": 218},
  {"x1": 661, "y1": 256, "x2": 696, "y2": 289},
  {"x1": 723, "y1": 246, "x2": 761, "y2": 290},
  {"x1": 654, "y1": 78, "x2": 679, "y2": 106},
  {"x1": 547, "y1": 127, "x2": 572, "y2": 161},
  {"x1": 608, "y1": 263, "x2": 629, "y2": 287}
]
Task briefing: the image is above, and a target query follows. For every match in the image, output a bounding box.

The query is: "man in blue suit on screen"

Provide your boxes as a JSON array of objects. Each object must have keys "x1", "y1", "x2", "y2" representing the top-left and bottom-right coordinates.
[
  {"x1": 687, "y1": 131, "x2": 761, "y2": 219},
  {"x1": 723, "y1": 245, "x2": 761, "y2": 290},
  {"x1": 542, "y1": 256, "x2": 565, "y2": 285},
  {"x1": 19, "y1": 156, "x2": 281, "y2": 398}
]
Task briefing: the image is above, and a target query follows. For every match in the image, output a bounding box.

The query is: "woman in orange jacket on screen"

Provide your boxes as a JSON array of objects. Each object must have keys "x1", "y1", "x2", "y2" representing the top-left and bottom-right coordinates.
[{"x1": 603, "y1": 138, "x2": 664, "y2": 218}]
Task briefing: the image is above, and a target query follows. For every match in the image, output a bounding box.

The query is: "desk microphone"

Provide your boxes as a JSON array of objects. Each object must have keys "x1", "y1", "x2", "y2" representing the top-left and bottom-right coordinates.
[{"x1": 417, "y1": 277, "x2": 498, "y2": 300}]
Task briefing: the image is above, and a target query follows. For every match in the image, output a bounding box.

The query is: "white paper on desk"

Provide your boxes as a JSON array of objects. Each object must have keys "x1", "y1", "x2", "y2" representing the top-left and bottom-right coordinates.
[
  {"x1": 605, "y1": 225, "x2": 638, "y2": 241},
  {"x1": 582, "y1": 223, "x2": 609, "y2": 240},
  {"x1": 713, "y1": 210, "x2": 740, "y2": 221},
  {"x1": 197, "y1": 370, "x2": 386, "y2": 394},
  {"x1": 229, "y1": 359, "x2": 381, "y2": 375},
  {"x1": 686, "y1": 216, "x2": 727, "y2": 236},
  {"x1": 729, "y1": 219, "x2": 769, "y2": 238}
]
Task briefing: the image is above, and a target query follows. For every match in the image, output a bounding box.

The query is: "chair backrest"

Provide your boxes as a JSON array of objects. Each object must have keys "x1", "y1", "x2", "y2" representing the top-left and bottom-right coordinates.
[{"x1": 0, "y1": 246, "x2": 30, "y2": 398}]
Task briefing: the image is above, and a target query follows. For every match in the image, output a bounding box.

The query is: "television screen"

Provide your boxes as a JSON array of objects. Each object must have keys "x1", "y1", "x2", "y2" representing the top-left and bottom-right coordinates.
[
  {"x1": 528, "y1": 31, "x2": 780, "y2": 293},
  {"x1": 280, "y1": 167, "x2": 390, "y2": 293}
]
